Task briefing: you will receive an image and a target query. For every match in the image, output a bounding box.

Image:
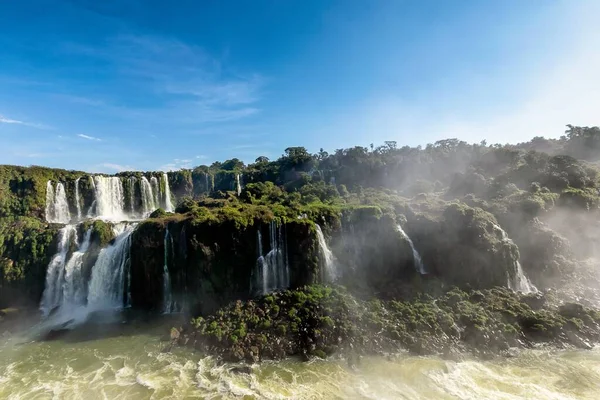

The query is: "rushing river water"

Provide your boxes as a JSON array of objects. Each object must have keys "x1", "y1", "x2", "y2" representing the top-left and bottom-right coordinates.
[{"x1": 1, "y1": 313, "x2": 600, "y2": 399}]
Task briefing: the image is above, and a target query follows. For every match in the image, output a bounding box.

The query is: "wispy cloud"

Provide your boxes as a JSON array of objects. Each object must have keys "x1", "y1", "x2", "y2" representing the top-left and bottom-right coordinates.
[
  {"x1": 159, "y1": 158, "x2": 195, "y2": 171},
  {"x1": 63, "y1": 34, "x2": 263, "y2": 125},
  {"x1": 0, "y1": 115, "x2": 24, "y2": 124},
  {"x1": 100, "y1": 163, "x2": 134, "y2": 172},
  {"x1": 0, "y1": 113, "x2": 50, "y2": 129},
  {"x1": 77, "y1": 133, "x2": 102, "y2": 141}
]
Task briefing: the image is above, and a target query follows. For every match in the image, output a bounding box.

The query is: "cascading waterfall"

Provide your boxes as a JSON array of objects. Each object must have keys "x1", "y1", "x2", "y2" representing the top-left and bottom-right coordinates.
[
  {"x1": 150, "y1": 176, "x2": 160, "y2": 209},
  {"x1": 62, "y1": 228, "x2": 92, "y2": 308},
  {"x1": 87, "y1": 176, "x2": 97, "y2": 217},
  {"x1": 87, "y1": 223, "x2": 136, "y2": 310},
  {"x1": 163, "y1": 226, "x2": 174, "y2": 313},
  {"x1": 46, "y1": 173, "x2": 180, "y2": 223},
  {"x1": 493, "y1": 224, "x2": 537, "y2": 294},
  {"x1": 315, "y1": 224, "x2": 338, "y2": 282},
  {"x1": 40, "y1": 225, "x2": 77, "y2": 315},
  {"x1": 127, "y1": 176, "x2": 137, "y2": 216},
  {"x1": 140, "y1": 176, "x2": 156, "y2": 216},
  {"x1": 254, "y1": 221, "x2": 289, "y2": 295},
  {"x1": 74, "y1": 177, "x2": 82, "y2": 220},
  {"x1": 163, "y1": 173, "x2": 174, "y2": 212},
  {"x1": 45, "y1": 181, "x2": 55, "y2": 222},
  {"x1": 94, "y1": 176, "x2": 126, "y2": 220},
  {"x1": 396, "y1": 225, "x2": 426, "y2": 274},
  {"x1": 45, "y1": 181, "x2": 71, "y2": 224},
  {"x1": 236, "y1": 174, "x2": 242, "y2": 196}
]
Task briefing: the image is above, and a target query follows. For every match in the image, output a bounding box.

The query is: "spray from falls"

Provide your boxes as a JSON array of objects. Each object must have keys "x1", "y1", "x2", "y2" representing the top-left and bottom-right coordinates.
[
  {"x1": 163, "y1": 173, "x2": 174, "y2": 212},
  {"x1": 315, "y1": 224, "x2": 338, "y2": 282},
  {"x1": 253, "y1": 221, "x2": 290, "y2": 295},
  {"x1": 493, "y1": 224, "x2": 537, "y2": 294},
  {"x1": 396, "y1": 225, "x2": 426, "y2": 274},
  {"x1": 45, "y1": 181, "x2": 71, "y2": 224}
]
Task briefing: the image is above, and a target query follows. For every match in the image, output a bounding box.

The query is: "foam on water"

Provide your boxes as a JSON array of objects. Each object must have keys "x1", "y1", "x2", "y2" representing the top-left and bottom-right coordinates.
[{"x1": 1, "y1": 318, "x2": 600, "y2": 399}]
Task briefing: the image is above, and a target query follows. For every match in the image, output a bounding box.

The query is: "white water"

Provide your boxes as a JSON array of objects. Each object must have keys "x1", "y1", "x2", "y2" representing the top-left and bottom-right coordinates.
[
  {"x1": 236, "y1": 173, "x2": 242, "y2": 196},
  {"x1": 396, "y1": 224, "x2": 426, "y2": 274},
  {"x1": 40, "y1": 225, "x2": 76, "y2": 315},
  {"x1": 87, "y1": 224, "x2": 136, "y2": 310},
  {"x1": 74, "y1": 177, "x2": 82, "y2": 220},
  {"x1": 2, "y1": 323, "x2": 599, "y2": 400},
  {"x1": 140, "y1": 177, "x2": 157, "y2": 216},
  {"x1": 94, "y1": 176, "x2": 127, "y2": 220},
  {"x1": 150, "y1": 176, "x2": 160, "y2": 209},
  {"x1": 163, "y1": 226, "x2": 174, "y2": 313},
  {"x1": 315, "y1": 224, "x2": 338, "y2": 282},
  {"x1": 254, "y1": 222, "x2": 290, "y2": 295},
  {"x1": 163, "y1": 173, "x2": 174, "y2": 212},
  {"x1": 62, "y1": 227, "x2": 93, "y2": 309},
  {"x1": 45, "y1": 181, "x2": 71, "y2": 223},
  {"x1": 493, "y1": 224, "x2": 538, "y2": 294},
  {"x1": 127, "y1": 176, "x2": 137, "y2": 216},
  {"x1": 87, "y1": 176, "x2": 97, "y2": 217}
]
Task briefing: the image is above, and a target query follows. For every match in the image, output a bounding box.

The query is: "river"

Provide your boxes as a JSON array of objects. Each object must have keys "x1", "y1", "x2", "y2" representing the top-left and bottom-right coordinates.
[{"x1": 1, "y1": 312, "x2": 599, "y2": 399}]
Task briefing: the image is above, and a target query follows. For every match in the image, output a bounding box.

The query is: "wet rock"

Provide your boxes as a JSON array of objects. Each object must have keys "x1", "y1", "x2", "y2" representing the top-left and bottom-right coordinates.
[
  {"x1": 522, "y1": 292, "x2": 546, "y2": 310},
  {"x1": 170, "y1": 327, "x2": 180, "y2": 340},
  {"x1": 559, "y1": 303, "x2": 585, "y2": 319}
]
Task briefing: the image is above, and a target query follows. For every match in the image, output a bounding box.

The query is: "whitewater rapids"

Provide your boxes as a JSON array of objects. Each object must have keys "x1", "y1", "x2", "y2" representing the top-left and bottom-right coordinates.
[{"x1": 1, "y1": 316, "x2": 599, "y2": 399}]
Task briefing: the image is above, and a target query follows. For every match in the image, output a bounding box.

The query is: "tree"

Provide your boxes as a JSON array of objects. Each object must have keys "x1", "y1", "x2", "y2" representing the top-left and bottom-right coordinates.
[{"x1": 255, "y1": 156, "x2": 270, "y2": 164}]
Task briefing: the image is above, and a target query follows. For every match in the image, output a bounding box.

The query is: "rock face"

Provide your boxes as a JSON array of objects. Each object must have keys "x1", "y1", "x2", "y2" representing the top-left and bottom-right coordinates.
[
  {"x1": 129, "y1": 217, "x2": 320, "y2": 315},
  {"x1": 408, "y1": 203, "x2": 521, "y2": 289}
]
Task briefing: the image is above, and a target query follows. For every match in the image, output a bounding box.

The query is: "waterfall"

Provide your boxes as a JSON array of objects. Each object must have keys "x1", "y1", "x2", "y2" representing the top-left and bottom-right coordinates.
[
  {"x1": 140, "y1": 177, "x2": 156, "y2": 216},
  {"x1": 163, "y1": 226, "x2": 174, "y2": 313},
  {"x1": 163, "y1": 173, "x2": 174, "y2": 212},
  {"x1": 62, "y1": 227, "x2": 92, "y2": 308},
  {"x1": 150, "y1": 176, "x2": 160, "y2": 209},
  {"x1": 254, "y1": 221, "x2": 289, "y2": 295},
  {"x1": 236, "y1": 174, "x2": 242, "y2": 196},
  {"x1": 45, "y1": 181, "x2": 54, "y2": 222},
  {"x1": 315, "y1": 224, "x2": 338, "y2": 282},
  {"x1": 74, "y1": 178, "x2": 82, "y2": 220},
  {"x1": 396, "y1": 225, "x2": 426, "y2": 274},
  {"x1": 40, "y1": 225, "x2": 77, "y2": 315},
  {"x1": 127, "y1": 177, "x2": 137, "y2": 216},
  {"x1": 87, "y1": 223, "x2": 135, "y2": 310},
  {"x1": 45, "y1": 181, "x2": 71, "y2": 223},
  {"x1": 493, "y1": 224, "x2": 537, "y2": 294},
  {"x1": 87, "y1": 176, "x2": 97, "y2": 217},
  {"x1": 94, "y1": 176, "x2": 126, "y2": 220}
]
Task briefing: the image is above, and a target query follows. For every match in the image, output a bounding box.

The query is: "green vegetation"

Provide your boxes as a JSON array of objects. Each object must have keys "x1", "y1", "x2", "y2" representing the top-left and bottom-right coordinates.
[{"x1": 177, "y1": 285, "x2": 600, "y2": 362}]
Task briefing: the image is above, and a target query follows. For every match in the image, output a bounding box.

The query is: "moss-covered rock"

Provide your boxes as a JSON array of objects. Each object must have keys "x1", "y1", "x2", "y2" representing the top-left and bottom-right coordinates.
[
  {"x1": 178, "y1": 285, "x2": 600, "y2": 362},
  {"x1": 0, "y1": 217, "x2": 59, "y2": 308}
]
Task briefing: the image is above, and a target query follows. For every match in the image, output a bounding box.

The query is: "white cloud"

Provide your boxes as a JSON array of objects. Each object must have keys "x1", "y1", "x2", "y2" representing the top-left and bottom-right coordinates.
[
  {"x1": 77, "y1": 133, "x2": 102, "y2": 141},
  {"x1": 0, "y1": 113, "x2": 49, "y2": 129},
  {"x1": 0, "y1": 115, "x2": 24, "y2": 124},
  {"x1": 63, "y1": 34, "x2": 262, "y2": 125},
  {"x1": 159, "y1": 158, "x2": 195, "y2": 171},
  {"x1": 100, "y1": 163, "x2": 134, "y2": 172}
]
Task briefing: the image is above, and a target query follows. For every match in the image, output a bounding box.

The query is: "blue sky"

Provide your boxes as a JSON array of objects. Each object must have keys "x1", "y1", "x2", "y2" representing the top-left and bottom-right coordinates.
[{"x1": 1, "y1": 0, "x2": 598, "y2": 172}]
